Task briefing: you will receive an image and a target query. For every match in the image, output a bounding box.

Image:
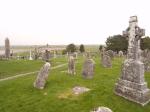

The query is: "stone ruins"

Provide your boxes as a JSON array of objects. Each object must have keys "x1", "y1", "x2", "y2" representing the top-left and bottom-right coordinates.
[
  {"x1": 115, "y1": 16, "x2": 150, "y2": 106},
  {"x1": 5, "y1": 38, "x2": 10, "y2": 59},
  {"x1": 82, "y1": 54, "x2": 95, "y2": 79},
  {"x1": 68, "y1": 55, "x2": 76, "y2": 75},
  {"x1": 34, "y1": 62, "x2": 51, "y2": 89}
]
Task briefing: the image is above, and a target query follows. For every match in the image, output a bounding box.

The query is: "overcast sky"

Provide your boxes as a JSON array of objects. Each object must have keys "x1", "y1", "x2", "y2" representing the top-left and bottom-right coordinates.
[{"x1": 0, "y1": 0, "x2": 150, "y2": 45}]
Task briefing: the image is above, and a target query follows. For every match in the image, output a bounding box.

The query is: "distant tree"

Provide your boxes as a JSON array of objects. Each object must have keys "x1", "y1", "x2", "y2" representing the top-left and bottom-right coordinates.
[
  {"x1": 99, "y1": 45, "x2": 103, "y2": 51},
  {"x1": 66, "y1": 43, "x2": 77, "y2": 53},
  {"x1": 106, "y1": 35, "x2": 128, "y2": 52},
  {"x1": 141, "y1": 36, "x2": 150, "y2": 50},
  {"x1": 79, "y1": 44, "x2": 85, "y2": 53},
  {"x1": 62, "y1": 49, "x2": 67, "y2": 55}
]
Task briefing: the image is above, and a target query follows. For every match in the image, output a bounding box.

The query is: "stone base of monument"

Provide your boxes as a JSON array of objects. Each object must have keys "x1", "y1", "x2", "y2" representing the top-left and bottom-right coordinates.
[{"x1": 115, "y1": 60, "x2": 150, "y2": 106}]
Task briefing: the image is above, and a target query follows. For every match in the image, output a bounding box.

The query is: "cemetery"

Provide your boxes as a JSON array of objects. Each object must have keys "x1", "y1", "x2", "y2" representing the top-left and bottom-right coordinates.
[
  {"x1": 1, "y1": 1, "x2": 150, "y2": 112},
  {"x1": 1, "y1": 16, "x2": 150, "y2": 111}
]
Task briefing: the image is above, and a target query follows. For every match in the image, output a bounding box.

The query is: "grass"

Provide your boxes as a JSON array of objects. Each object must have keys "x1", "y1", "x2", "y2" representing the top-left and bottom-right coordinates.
[
  {"x1": 0, "y1": 56, "x2": 67, "y2": 79},
  {"x1": 0, "y1": 56, "x2": 150, "y2": 112}
]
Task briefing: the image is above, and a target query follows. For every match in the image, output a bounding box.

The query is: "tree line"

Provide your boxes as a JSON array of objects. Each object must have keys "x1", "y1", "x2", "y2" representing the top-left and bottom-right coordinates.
[{"x1": 105, "y1": 35, "x2": 150, "y2": 52}]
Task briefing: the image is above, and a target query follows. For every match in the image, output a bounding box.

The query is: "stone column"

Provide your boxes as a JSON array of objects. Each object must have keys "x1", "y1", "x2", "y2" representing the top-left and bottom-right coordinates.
[
  {"x1": 115, "y1": 16, "x2": 150, "y2": 106},
  {"x1": 5, "y1": 38, "x2": 10, "y2": 59}
]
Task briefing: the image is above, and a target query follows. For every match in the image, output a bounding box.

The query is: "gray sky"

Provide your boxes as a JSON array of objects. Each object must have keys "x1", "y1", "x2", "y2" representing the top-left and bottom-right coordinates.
[{"x1": 0, "y1": 0, "x2": 150, "y2": 45}]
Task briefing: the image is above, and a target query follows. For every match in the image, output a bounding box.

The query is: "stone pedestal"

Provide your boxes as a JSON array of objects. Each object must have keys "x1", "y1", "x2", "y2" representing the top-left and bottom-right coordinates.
[{"x1": 115, "y1": 59, "x2": 150, "y2": 106}]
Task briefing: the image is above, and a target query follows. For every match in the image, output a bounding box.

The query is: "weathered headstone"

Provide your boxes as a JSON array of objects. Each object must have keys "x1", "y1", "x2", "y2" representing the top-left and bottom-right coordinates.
[
  {"x1": 106, "y1": 50, "x2": 114, "y2": 60},
  {"x1": 43, "y1": 50, "x2": 50, "y2": 61},
  {"x1": 5, "y1": 38, "x2": 10, "y2": 59},
  {"x1": 68, "y1": 55, "x2": 76, "y2": 75},
  {"x1": 118, "y1": 50, "x2": 124, "y2": 57},
  {"x1": 141, "y1": 49, "x2": 150, "y2": 71},
  {"x1": 34, "y1": 62, "x2": 51, "y2": 89},
  {"x1": 101, "y1": 47, "x2": 112, "y2": 68},
  {"x1": 73, "y1": 52, "x2": 78, "y2": 59},
  {"x1": 29, "y1": 50, "x2": 33, "y2": 60},
  {"x1": 91, "y1": 107, "x2": 112, "y2": 112},
  {"x1": 115, "y1": 16, "x2": 150, "y2": 106},
  {"x1": 34, "y1": 47, "x2": 39, "y2": 60},
  {"x1": 82, "y1": 56, "x2": 95, "y2": 79}
]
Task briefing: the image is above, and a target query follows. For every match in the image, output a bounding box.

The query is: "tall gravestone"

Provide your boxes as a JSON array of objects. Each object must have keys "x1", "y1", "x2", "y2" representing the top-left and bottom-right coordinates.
[
  {"x1": 68, "y1": 55, "x2": 76, "y2": 75},
  {"x1": 101, "y1": 47, "x2": 112, "y2": 68},
  {"x1": 29, "y1": 50, "x2": 33, "y2": 60},
  {"x1": 5, "y1": 38, "x2": 10, "y2": 59},
  {"x1": 115, "y1": 16, "x2": 150, "y2": 106}
]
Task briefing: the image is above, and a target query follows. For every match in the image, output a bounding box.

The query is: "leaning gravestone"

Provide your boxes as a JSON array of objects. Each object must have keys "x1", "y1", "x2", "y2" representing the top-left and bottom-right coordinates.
[
  {"x1": 82, "y1": 56, "x2": 95, "y2": 79},
  {"x1": 68, "y1": 55, "x2": 76, "y2": 75},
  {"x1": 34, "y1": 62, "x2": 51, "y2": 89},
  {"x1": 5, "y1": 38, "x2": 10, "y2": 59},
  {"x1": 115, "y1": 16, "x2": 150, "y2": 106}
]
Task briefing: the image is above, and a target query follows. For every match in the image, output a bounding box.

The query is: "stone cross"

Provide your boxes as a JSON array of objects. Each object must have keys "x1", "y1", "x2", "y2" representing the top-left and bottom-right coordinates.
[
  {"x1": 115, "y1": 16, "x2": 150, "y2": 106},
  {"x1": 123, "y1": 16, "x2": 145, "y2": 60}
]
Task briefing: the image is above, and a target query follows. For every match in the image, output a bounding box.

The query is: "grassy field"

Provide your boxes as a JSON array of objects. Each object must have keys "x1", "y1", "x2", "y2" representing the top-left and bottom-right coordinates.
[
  {"x1": 0, "y1": 56, "x2": 67, "y2": 79},
  {"x1": 0, "y1": 56, "x2": 150, "y2": 112}
]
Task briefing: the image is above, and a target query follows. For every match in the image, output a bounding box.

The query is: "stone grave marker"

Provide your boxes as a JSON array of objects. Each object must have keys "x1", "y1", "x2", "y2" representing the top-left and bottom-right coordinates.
[
  {"x1": 115, "y1": 16, "x2": 150, "y2": 106},
  {"x1": 34, "y1": 62, "x2": 51, "y2": 89}
]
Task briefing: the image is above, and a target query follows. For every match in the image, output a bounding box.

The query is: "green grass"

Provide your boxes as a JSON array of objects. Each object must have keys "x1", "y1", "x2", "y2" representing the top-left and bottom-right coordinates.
[
  {"x1": 0, "y1": 56, "x2": 67, "y2": 79},
  {"x1": 0, "y1": 56, "x2": 150, "y2": 112}
]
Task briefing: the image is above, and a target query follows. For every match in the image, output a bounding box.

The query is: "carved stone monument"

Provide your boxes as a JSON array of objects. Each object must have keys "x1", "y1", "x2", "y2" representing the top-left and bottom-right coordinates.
[
  {"x1": 5, "y1": 38, "x2": 10, "y2": 59},
  {"x1": 68, "y1": 55, "x2": 76, "y2": 75},
  {"x1": 115, "y1": 16, "x2": 150, "y2": 106},
  {"x1": 34, "y1": 62, "x2": 51, "y2": 89}
]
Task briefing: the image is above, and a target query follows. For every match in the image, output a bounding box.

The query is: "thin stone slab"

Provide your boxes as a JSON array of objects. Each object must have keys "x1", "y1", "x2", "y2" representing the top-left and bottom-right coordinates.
[
  {"x1": 72, "y1": 86, "x2": 90, "y2": 95},
  {"x1": 34, "y1": 62, "x2": 51, "y2": 89},
  {"x1": 68, "y1": 56, "x2": 76, "y2": 75},
  {"x1": 91, "y1": 107, "x2": 112, "y2": 112}
]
